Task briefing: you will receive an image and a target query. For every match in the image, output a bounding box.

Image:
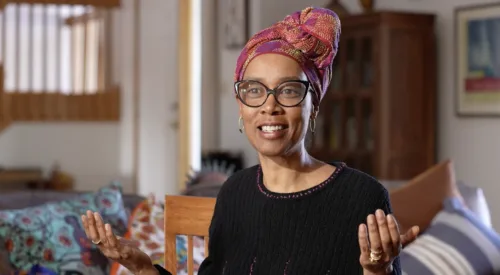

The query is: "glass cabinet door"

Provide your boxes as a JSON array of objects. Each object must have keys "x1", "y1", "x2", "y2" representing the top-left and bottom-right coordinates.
[{"x1": 311, "y1": 30, "x2": 375, "y2": 172}]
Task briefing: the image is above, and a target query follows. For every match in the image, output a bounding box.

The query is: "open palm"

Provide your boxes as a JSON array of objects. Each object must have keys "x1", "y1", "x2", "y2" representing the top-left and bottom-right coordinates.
[{"x1": 81, "y1": 210, "x2": 153, "y2": 273}]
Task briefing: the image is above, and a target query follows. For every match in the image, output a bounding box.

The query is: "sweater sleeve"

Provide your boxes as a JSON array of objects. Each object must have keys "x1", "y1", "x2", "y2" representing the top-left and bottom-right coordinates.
[
  {"x1": 153, "y1": 185, "x2": 229, "y2": 275},
  {"x1": 154, "y1": 264, "x2": 172, "y2": 275}
]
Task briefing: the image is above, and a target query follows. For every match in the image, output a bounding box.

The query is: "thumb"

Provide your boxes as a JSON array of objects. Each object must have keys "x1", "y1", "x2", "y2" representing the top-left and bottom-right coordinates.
[{"x1": 401, "y1": 226, "x2": 419, "y2": 248}]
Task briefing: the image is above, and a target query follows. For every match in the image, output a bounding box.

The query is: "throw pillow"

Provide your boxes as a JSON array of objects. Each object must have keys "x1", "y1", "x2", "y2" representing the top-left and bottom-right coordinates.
[
  {"x1": 111, "y1": 195, "x2": 205, "y2": 275},
  {"x1": 0, "y1": 181, "x2": 128, "y2": 274},
  {"x1": 400, "y1": 197, "x2": 500, "y2": 275},
  {"x1": 457, "y1": 180, "x2": 492, "y2": 227},
  {"x1": 389, "y1": 160, "x2": 462, "y2": 232}
]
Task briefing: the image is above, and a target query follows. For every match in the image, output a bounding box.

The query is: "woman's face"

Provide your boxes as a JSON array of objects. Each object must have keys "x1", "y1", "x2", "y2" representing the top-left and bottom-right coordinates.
[{"x1": 238, "y1": 53, "x2": 317, "y2": 157}]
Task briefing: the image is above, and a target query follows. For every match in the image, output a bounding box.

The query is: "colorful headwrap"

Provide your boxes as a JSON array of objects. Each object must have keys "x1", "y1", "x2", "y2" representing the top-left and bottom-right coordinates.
[{"x1": 234, "y1": 7, "x2": 341, "y2": 106}]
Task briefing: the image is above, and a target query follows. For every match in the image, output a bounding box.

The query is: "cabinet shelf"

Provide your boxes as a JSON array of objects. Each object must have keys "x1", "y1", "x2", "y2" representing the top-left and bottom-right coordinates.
[{"x1": 310, "y1": 11, "x2": 437, "y2": 180}]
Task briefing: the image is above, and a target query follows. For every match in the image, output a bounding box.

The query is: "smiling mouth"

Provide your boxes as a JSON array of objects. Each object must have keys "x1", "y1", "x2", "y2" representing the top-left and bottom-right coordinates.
[{"x1": 258, "y1": 125, "x2": 289, "y2": 133}]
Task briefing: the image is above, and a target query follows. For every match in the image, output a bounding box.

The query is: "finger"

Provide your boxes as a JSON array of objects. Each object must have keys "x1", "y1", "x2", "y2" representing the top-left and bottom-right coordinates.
[
  {"x1": 358, "y1": 224, "x2": 370, "y2": 258},
  {"x1": 387, "y1": 214, "x2": 401, "y2": 253},
  {"x1": 375, "y1": 209, "x2": 392, "y2": 256},
  {"x1": 367, "y1": 214, "x2": 382, "y2": 253},
  {"x1": 81, "y1": 214, "x2": 92, "y2": 239},
  {"x1": 105, "y1": 223, "x2": 119, "y2": 248},
  {"x1": 94, "y1": 212, "x2": 109, "y2": 246},
  {"x1": 401, "y1": 225, "x2": 420, "y2": 248},
  {"x1": 86, "y1": 211, "x2": 100, "y2": 243}
]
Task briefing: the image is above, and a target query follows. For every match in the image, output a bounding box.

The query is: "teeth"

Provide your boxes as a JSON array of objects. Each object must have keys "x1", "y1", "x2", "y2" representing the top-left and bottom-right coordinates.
[{"x1": 261, "y1": 125, "x2": 284, "y2": 132}]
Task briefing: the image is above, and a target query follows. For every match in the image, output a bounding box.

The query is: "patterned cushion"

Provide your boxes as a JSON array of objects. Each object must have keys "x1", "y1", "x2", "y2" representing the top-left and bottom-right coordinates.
[
  {"x1": 0, "y1": 182, "x2": 128, "y2": 274},
  {"x1": 400, "y1": 197, "x2": 500, "y2": 275},
  {"x1": 0, "y1": 236, "x2": 13, "y2": 274},
  {"x1": 111, "y1": 196, "x2": 165, "y2": 275},
  {"x1": 111, "y1": 195, "x2": 205, "y2": 275}
]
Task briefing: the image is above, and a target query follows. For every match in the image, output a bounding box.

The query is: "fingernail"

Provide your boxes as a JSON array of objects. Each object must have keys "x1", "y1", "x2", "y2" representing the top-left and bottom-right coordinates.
[
  {"x1": 376, "y1": 209, "x2": 384, "y2": 218},
  {"x1": 389, "y1": 215, "x2": 400, "y2": 226}
]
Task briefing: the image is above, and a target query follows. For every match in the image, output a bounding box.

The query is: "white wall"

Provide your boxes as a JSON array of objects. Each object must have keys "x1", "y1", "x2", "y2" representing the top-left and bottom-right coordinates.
[
  {"x1": 216, "y1": 0, "x2": 500, "y2": 230},
  {"x1": 0, "y1": 122, "x2": 122, "y2": 189},
  {"x1": 0, "y1": 4, "x2": 126, "y2": 191},
  {"x1": 0, "y1": 0, "x2": 182, "y2": 196}
]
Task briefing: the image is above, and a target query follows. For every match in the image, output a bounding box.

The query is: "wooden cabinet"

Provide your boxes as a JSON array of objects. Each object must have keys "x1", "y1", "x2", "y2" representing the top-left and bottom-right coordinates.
[{"x1": 310, "y1": 12, "x2": 436, "y2": 180}]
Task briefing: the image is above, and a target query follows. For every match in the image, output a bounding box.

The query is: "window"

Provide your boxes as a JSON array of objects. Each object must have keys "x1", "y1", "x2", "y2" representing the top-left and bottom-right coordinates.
[{"x1": 0, "y1": 4, "x2": 109, "y2": 94}]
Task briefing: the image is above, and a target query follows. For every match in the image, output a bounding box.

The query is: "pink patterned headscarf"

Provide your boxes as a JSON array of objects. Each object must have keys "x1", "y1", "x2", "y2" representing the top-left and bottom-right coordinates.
[{"x1": 234, "y1": 7, "x2": 341, "y2": 106}]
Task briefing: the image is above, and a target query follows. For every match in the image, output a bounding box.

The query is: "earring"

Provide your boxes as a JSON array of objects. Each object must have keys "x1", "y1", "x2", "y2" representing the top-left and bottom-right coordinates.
[
  {"x1": 309, "y1": 118, "x2": 316, "y2": 133},
  {"x1": 238, "y1": 116, "x2": 244, "y2": 133}
]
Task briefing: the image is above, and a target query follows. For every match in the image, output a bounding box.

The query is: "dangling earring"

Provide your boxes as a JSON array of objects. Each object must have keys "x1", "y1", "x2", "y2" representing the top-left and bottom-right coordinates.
[
  {"x1": 238, "y1": 116, "x2": 244, "y2": 133},
  {"x1": 309, "y1": 118, "x2": 316, "y2": 133}
]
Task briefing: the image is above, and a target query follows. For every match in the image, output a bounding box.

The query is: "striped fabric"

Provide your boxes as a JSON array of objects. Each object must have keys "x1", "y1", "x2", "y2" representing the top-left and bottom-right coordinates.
[{"x1": 400, "y1": 197, "x2": 500, "y2": 275}]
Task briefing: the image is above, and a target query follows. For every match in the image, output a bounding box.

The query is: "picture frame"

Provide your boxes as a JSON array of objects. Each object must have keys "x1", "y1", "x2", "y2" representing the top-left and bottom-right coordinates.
[
  {"x1": 455, "y1": 3, "x2": 500, "y2": 116},
  {"x1": 222, "y1": 0, "x2": 249, "y2": 49}
]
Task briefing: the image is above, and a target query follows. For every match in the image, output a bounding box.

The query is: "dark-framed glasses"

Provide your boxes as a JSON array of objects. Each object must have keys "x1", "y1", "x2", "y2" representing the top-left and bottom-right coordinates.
[{"x1": 235, "y1": 80, "x2": 310, "y2": 108}]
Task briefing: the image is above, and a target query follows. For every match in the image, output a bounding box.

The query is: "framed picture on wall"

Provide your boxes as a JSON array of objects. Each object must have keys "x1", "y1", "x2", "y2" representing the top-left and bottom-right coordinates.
[
  {"x1": 223, "y1": 0, "x2": 249, "y2": 49},
  {"x1": 455, "y1": 3, "x2": 500, "y2": 116}
]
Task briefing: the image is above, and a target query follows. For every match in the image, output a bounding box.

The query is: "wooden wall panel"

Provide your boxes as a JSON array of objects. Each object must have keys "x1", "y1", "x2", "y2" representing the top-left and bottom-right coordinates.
[
  {"x1": 8, "y1": 87, "x2": 119, "y2": 122},
  {"x1": 0, "y1": 66, "x2": 11, "y2": 132}
]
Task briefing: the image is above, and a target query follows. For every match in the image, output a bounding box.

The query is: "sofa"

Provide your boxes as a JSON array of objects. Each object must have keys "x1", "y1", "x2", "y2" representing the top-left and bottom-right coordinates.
[{"x1": 0, "y1": 183, "x2": 145, "y2": 275}]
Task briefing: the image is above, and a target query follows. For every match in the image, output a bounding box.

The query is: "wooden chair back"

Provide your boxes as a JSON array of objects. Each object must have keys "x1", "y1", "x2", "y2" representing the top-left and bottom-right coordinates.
[{"x1": 164, "y1": 195, "x2": 216, "y2": 275}]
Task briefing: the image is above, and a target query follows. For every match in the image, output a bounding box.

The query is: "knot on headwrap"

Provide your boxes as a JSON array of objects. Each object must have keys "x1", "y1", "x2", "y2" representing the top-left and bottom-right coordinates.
[{"x1": 234, "y1": 7, "x2": 341, "y2": 106}]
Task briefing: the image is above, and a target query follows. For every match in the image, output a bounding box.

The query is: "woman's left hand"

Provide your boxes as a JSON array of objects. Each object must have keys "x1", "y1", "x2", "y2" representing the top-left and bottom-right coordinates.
[{"x1": 358, "y1": 209, "x2": 419, "y2": 275}]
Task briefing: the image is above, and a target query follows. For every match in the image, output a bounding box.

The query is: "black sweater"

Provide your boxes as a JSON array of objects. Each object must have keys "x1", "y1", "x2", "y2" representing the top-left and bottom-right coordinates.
[{"x1": 155, "y1": 162, "x2": 401, "y2": 274}]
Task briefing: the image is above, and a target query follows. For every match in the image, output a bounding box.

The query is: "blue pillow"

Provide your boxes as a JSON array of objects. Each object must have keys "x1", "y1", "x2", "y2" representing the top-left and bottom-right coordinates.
[{"x1": 400, "y1": 197, "x2": 500, "y2": 275}]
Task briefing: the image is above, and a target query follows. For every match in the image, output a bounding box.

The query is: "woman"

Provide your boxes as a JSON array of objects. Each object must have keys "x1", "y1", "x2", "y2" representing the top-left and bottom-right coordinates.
[{"x1": 82, "y1": 7, "x2": 419, "y2": 275}]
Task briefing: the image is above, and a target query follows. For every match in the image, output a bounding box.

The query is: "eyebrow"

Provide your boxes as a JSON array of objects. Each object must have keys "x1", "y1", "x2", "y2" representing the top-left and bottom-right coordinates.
[{"x1": 243, "y1": 76, "x2": 302, "y2": 82}]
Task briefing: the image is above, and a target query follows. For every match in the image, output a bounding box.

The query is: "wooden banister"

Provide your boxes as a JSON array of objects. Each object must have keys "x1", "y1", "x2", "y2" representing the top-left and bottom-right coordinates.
[
  {"x1": 5, "y1": 87, "x2": 120, "y2": 122},
  {"x1": 0, "y1": 65, "x2": 12, "y2": 133},
  {"x1": 0, "y1": 1, "x2": 121, "y2": 134}
]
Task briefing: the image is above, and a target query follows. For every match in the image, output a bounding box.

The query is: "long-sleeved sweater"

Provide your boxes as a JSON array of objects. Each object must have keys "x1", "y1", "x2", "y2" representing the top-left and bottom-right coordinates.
[{"x1": 155, "y1": 162, "x2": 401, "y2": 275}]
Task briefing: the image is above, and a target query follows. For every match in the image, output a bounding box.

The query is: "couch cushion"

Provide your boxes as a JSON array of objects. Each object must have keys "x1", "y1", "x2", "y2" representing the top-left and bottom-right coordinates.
[
  {"x1": 110, "y1": 195, "x2": 206, "y2": 275},
  {"x1": 389, "y1": 160, "x2": 462, "y2": 232},
  {"x1": 0, "y1": 182, "x2": 128, "y2": 274},
  {"x1": 400, "y1": 197, "x2": 500, "y2": 275},
  {"x1": 0, "y1": 190, "x2": 144, "y2": 215}
]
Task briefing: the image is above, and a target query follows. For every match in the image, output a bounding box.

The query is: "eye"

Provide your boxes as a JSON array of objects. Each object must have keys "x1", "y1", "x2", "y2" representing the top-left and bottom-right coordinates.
[
  {"x1": 240, "y1": 83, "x2": 266, "y2": 98},
  {"x1": 247, "y1": 88, "x2": 261, "y2": 94},
  {"x1": 279, "y1": 83, "x2": 305, "y2": 97},
  {"x1": 281, "y1": 88, "x2": 299, "y2": 94}
]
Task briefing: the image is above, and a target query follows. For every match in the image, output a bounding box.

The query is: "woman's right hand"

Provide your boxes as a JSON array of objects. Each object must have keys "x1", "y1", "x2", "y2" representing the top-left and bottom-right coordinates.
[{"x1": 81, "y1": 210, "x2": 159, "y2": 275}]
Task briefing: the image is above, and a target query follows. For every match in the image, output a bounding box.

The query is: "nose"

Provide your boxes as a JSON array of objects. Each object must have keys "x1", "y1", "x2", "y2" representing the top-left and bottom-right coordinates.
[{"x1": 260, "y1": 94, "x2": 284, "y2": 115}]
